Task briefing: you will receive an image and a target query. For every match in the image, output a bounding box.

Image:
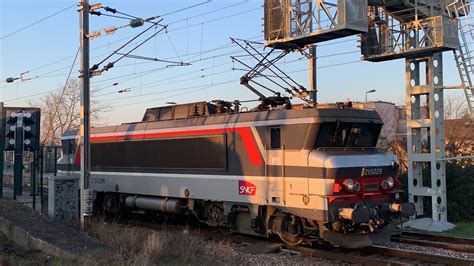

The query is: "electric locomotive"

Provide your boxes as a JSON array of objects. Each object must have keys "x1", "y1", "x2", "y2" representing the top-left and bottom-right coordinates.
[{"x1": 58, "y1": 100, "x2": 414, "y2": 248}]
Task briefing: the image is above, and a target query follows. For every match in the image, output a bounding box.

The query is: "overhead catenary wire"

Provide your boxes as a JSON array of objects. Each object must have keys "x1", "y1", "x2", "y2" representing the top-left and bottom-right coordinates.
[
  {"x1": 4, "y1": 40, "x2": 362, "y2": 103},
  {"x1": 2, "y1": 4, "x2": 260, "y2": 87},
  {"x1": 113, "y1": 58, "x2": 365, "y2": 108},
  {"x1": 105, "y1": 58, "x2": 369, "y2": 108},
  {"x1": 7, "y1": 1, "x2": 454, "y2": 105},
  {"x1": 6, "y1": 0, "x2": 464, "y2": 85},
  {"x1": 0, "y1": 0, "x2": 220, "y2": 82},
  {"x1": 157, "y1": 0, "x2": 212, "y2": 17},
  {"x1": 98, "y1": 68, "x2": 234, "y2": 99},
  {"x1": 91, "y1": 19, "x2": 165, "y2": 71},
  {"x1": 49, "y1": 47, "x2": 81, "y2": 122},
  {"x1": 2, "y1": 13, "x2": 360, "y2": 96},
  {"x1": 103, "y1": 6, "x2": 139, "y2": 19},
  {"x1": 113, "y1": 79, "x2": 236, "y2": 108},
  {"x1": 87, "y1": 36, "x2": 264, "y2": 89},
  {"x1": 98, "y1": 23, "x2": 168, "y2": 72},
  {"x1": 0, "y1": 4, "x2": 75, "y2": 40}
]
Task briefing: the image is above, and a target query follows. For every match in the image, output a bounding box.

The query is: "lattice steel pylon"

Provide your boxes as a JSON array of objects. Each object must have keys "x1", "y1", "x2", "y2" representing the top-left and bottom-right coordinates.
[
  {"x1": 361, "y1": 0, "x2": 468, "y2": 231},
  {"x1": 262, "y1": 0, "x2": 467, "y2": 231},
  {"x1": 447, "y1": 0, "x2": 474, "y2": 118}
]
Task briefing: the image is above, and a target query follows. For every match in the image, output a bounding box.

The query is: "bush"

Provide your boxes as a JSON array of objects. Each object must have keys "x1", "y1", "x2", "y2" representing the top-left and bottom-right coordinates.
[
  {"x1": 398, "y1": 162, "x2": 474, "y2": 223},
  {"x1": 446, "y1": 163, "x2": 474, "y2": 222},
  {"x1": 89, "y1": 220, "x2": 245, "y2": 265}
]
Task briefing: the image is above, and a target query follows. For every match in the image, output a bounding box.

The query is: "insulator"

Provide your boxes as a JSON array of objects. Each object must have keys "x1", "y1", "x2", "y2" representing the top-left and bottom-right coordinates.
[
  {"x1": 130, "y1": 18, "x2": 145, "y2": 28},
  {"x1": 104, "y1": 26, "x2": 117, "y2": 35},
  {"x1": 87, "y1": 31, "x2": 101, "y2": 39}
]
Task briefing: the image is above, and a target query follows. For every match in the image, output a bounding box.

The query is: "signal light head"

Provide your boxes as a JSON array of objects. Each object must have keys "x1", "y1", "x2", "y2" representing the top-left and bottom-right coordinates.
[{"x1": 9, "y1": 139, "x2": 15, "y2": 145}]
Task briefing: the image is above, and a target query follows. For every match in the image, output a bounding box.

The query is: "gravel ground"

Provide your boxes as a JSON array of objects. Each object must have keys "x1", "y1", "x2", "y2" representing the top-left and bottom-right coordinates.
[
  {"x1": 0, "y1": 198, "x2": 116, "y2": 263},
  {"x1": 0, "y1": 232, "x2": 70, "y2": 265},
  {"x1": 383, "y1": 241, "x2": 474, "y2": 260},
  {"x1": 89, "y1": 221, "x2": 351, "y2": 265},
  {"x1": 217, "y1": 249, "x2": 341, "y2": 265}
]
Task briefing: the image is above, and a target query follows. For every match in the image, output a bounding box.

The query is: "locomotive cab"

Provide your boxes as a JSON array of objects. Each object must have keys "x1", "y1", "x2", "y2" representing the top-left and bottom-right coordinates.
[{"x1": 304, "y1": 119, "x2": 415, "y2": 246}]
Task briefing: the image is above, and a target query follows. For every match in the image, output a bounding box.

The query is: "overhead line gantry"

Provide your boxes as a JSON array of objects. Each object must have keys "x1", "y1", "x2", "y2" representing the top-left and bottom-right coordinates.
[{"x1": 261, "y1": 0, "x2": 472, "y2": 231}]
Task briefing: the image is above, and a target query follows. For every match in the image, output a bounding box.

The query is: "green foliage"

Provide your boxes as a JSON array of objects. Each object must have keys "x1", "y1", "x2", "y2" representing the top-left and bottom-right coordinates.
[
  {"x1": 443, "y1": 222, "x2": 474, "y2": 238},
  {"x1": 446, "y1": 163, "x2": 474, "y2": 223},
  {"x1": 398, "y1": 162, "x2": 474, "y2": 223}
]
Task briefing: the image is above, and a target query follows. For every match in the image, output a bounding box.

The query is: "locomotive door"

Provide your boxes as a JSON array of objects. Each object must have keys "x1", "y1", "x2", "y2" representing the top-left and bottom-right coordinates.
[{"x1": 267, "y1": 127, "x2": 286, "y2": 206}]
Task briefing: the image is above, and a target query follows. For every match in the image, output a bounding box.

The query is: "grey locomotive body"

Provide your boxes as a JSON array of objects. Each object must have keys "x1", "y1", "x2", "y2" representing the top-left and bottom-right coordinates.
[{"x1": 59, "y1": 102, "x2": 414, "y2": 247}]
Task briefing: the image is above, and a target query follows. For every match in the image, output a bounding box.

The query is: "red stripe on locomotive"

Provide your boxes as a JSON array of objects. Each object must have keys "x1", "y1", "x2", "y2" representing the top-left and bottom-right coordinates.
[{"x1": 74, "y1": 127, "x2": 264, "y2": 166}]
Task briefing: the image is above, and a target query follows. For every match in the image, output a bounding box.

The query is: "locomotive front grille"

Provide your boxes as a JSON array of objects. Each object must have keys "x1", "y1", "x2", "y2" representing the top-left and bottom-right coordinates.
[{"x1": 363, "y1": 183, "x2": 379, "y2": 191}]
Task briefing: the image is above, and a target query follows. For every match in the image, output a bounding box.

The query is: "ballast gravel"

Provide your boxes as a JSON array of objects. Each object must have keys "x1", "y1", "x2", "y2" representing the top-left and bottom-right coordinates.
[{"x1": 383, "y1": 242, "x2": 474, "y2": 260}]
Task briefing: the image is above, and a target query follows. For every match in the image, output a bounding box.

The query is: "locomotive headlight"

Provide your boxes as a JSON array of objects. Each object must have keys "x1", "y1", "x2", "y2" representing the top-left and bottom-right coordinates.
[
  {"x1": 381, "y1": 176, "x2": 394, "y2": 190},
  {"x1": 386, "y1": 176, "x2": 394, "y2": 187},
  {"x1": 354, "y1": 181, "x2": 361, "y2": 192},
  {"x1": 343, "y1": 179, "x2": 355, "y2": 192}
]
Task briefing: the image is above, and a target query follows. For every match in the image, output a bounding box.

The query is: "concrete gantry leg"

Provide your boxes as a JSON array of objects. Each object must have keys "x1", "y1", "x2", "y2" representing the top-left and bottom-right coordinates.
[{"x1": 403, "y1": 53, "x2": 455, "y2": 232}]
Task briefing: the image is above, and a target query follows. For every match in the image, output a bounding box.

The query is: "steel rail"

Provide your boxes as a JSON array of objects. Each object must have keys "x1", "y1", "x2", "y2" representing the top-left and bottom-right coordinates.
[
  {"x1": 285, "y1": 245, "x2": 409, "y2": 266},
  {"x1": 391, "y1": 236, "x2": 474, "y2": 253},
  {"x1": 369, "y1": 245, "x2": 474, "y2": 266},
  {"x1": 390, "y1": 230, "x2": 474, "y2": 246}
]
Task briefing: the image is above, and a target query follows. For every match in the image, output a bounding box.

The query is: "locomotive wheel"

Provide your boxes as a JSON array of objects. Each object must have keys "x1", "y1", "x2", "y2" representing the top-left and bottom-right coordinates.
[{"x1": 277, "y1": 232, "x2": 304, "y2": 246}]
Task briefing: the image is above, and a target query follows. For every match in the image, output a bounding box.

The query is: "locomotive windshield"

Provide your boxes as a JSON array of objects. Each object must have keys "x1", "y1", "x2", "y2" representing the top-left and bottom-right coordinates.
[{"x1": 315, "y1": 121, "x2": 382, "y2": 148}]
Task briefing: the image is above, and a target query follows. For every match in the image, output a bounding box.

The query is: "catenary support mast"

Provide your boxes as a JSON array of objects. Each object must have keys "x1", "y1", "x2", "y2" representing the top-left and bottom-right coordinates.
[{"x1": 79, "y1": 0, "x2": 92, "y2": 229}]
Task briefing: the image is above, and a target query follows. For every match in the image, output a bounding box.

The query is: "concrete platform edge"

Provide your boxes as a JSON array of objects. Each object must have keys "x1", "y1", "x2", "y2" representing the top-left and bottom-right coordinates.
[{"x1": 0, "y1": 217, "x2": 77, "y2": 260}]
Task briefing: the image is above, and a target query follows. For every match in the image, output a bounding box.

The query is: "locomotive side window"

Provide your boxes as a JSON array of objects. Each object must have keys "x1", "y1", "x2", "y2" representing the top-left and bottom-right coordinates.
[
  {"x1": 315, "y1": 121, "x2": 381, "y2": 148},
  {"x1": 91, "y1": 135, "x2": 226, "y2": 171},
  {"x1": 270, "y1": 127, "x2": 281, "y2": 149}
]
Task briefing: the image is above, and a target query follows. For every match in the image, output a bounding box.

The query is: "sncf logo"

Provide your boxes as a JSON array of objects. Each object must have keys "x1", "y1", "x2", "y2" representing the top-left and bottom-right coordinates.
[{"x1": 239, "y1": 180, "x2": 256, "y2": 196}]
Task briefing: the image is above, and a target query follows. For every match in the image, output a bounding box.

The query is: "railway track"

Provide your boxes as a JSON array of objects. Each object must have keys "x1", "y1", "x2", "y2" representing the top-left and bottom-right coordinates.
[
  {"x1": 110, "y1": 214, "x2": 474, "y2": 265},
  {"x1": 284, "y1": 244, "x2": 474, "y2": 265},
  {"x1": 390, "y1": 230, "x2": 474, "y2": 254}
]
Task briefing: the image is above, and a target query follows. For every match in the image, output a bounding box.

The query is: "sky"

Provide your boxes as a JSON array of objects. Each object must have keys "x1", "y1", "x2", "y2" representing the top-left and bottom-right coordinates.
[{"x1": 0, "y1": 0, "x2": 469, "y2": 125}]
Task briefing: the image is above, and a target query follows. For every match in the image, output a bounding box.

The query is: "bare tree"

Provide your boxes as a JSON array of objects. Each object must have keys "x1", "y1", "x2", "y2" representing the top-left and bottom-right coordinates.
[
  {"x1": 443, "y1": 95, "x2": 472, "y2": 166},
  {"x1": 444, "y1": 94, "x2": 470, "y2": 120},
  {"x1": 27, "y1": 79, "x2": 111, "y2": 145}
]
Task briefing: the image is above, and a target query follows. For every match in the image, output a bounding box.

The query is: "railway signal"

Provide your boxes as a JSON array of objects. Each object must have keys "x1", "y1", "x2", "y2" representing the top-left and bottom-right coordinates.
[
  {"x1": 2, "y1": 108, "x2": 41, "y2": 198},
  {"x1": 8, "y1": 111, "x2": 26, "y2": 198},
  {"x1": 22, "y1": 112, "x2": 40, "y2": 151},
  {"x1": 4, "y1": 113, "x2": 17, "y2": 151}
]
